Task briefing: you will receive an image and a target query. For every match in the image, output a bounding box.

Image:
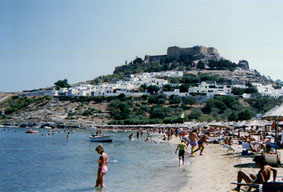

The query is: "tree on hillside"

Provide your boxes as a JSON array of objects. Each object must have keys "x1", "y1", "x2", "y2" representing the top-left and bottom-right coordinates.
[
  {"x1": 228, "y1": 111, "x2": 239, "y2": 121},
  {"x1": 169, "y1": 95, "x2": 182, "y2": 104},
  {"x1": 179, "y1": 84, "x2": 190, "y2": 92},
  {"x1": 147, "y1": 85, "x2": 159, "y2": 95},
  {"x1": 244, "y1": 86, "x2": 258, "y2": 94},
  {"x1": 139, "y1": 84, "x2": 147, "y2": 92},
  {"x1": 197, "y1": 61, "x2": 206, "y2": 69},
  {"x1": 232, "y1": 87, "x2": 244, "y2": 96},
  {"x1": 54, "y1": 79, "x2": 71, "y2": 90},
  {"x1": 237, "y1": 109, "x2": 254, "y2": 120},
  {"x1": 162, "y1": 84, "x2": 173, "y2": 92},
  {"x1": 183, "y1": 96, "x2": 197, "y2": 106},
  {"x1": 188, "y1": 108, "x2": 203, "y2": 120}
]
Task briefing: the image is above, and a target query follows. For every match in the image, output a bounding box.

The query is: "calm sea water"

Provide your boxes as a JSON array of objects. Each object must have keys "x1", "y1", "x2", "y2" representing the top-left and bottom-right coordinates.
[{"x1": 0, "y1": 128, "x2": 189, "y2": 192}]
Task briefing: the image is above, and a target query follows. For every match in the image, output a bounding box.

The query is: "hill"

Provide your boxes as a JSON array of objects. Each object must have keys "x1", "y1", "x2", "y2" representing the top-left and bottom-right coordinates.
[
  {"x1": 0, "y1": 45, "x2": 282, "y2": 126},
  {"x1": 89, "y1": 45, "x2": 271, "y2": 86}
]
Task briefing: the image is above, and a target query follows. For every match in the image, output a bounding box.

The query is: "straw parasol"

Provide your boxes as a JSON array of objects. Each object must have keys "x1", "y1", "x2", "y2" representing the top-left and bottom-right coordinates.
[
  {"x1": 262, "y1": 103, "x2": 283, "y2": 121},
  {"x1": 245, "y1": 119, "x2": 267, "y2": 128},
  {"x1": 208, "y1": 121, "x2": 229, "y2": 128},
  {"x1": 262, "y1": 103, "x2": 283, "y2": 143}
]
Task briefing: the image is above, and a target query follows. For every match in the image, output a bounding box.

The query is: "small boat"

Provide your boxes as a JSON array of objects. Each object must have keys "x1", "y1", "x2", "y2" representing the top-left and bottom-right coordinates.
[
  {"x1": 89, "y1": 135, "x2": 112, "y2": 142},
  {"x1": 25, "y1": 129, "x2": 39, "y2": 134}
]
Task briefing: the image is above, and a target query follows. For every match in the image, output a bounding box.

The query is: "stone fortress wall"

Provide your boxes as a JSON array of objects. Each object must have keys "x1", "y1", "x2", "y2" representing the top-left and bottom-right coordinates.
[
  {"x1": 167, "y1": 46, "x2": 218, "y2": 58},
  {"x1": 145, "y1": 45, "x2": 220, "y2": 63}
]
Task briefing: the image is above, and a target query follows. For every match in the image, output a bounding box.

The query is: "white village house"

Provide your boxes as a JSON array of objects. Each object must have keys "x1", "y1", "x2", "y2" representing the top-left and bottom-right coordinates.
[
  {"x1": 252, "y1": 83, "x2": 283, "y2": 98},
  {"x1": 42, "y1": 71, "x2": 283, "y2": 98}
]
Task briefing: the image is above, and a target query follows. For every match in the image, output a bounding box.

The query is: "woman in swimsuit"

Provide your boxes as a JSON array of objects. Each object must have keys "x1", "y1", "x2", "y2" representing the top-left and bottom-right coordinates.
[
  {"x1": 95, "y1": 145, "x2": 109, "y2": 188},
  {"x1": 234, "y1": 155, "x2": 277, "y2": 191}
]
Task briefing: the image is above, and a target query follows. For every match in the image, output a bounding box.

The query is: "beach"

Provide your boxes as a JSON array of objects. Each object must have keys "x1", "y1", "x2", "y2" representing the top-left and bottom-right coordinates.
[{"x1": 170, "y1": 137, "x2": 283, "y2": 192}]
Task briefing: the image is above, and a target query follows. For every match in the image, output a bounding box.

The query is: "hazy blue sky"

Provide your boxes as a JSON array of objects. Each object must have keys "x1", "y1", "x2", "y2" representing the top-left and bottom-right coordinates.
[{"x1": 1, "y1": 0, "x2": 282, "y2": 92}]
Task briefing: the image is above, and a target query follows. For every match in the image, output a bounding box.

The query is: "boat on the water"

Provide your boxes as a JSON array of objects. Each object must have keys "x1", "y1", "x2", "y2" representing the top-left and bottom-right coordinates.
[
  {"x1": 89, "y1": 135, "x2": 112, "y2": 142},
  {"x1": 25, "y1": 129, "x2": 39, "y2": 134}
]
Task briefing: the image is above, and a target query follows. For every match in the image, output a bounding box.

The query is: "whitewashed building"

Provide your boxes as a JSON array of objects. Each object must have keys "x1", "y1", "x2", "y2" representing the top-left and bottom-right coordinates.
[
  {"x1": 252, "y1": 83, "x2": 283, "y2": 98},
  {"x1": 188, "y1": 81, "x2": 233, "y2": 97}
]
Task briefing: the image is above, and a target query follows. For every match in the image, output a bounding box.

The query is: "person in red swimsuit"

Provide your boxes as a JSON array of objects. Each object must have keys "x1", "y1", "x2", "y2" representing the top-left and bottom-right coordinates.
[{"x1": 95, "y1": 145, "x2": 109, "y2": 188}]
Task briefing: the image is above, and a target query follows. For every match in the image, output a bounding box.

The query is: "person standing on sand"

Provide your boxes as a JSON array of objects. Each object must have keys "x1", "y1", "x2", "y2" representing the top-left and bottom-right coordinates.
[
  {"x1": 189, "y1": 130, "x2": 198, "y2": 156},
  {"x1": 192, "y1": 134, "x2": 209, "y2": 156},
  {"x1": 175, "y1": 140, "x2": 189, "y2": 167},
  {"x1": 95, "y1": 145, "x2": 108, "y2": 188}
]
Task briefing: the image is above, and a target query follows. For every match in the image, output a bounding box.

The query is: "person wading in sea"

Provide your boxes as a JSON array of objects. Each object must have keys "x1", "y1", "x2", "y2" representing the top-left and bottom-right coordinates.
[{"x1": 95, "y1": 145, "x2": 108, "y2": 188}]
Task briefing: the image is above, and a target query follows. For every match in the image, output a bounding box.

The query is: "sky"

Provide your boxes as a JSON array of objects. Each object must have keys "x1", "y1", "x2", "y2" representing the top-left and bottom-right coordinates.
[{"x1": 0, "y1": 0, "x2": 283, "y2": 92}]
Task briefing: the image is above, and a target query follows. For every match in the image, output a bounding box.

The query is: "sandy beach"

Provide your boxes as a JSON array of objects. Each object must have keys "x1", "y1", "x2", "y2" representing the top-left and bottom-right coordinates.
[{"x1": 170, "y1": 137, "x2": 283, "y2": 192}]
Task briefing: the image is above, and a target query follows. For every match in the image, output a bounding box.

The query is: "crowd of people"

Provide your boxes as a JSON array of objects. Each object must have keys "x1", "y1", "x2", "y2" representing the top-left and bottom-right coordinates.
[{"x1": 94, "y1": 125, "x2": 283, "y2": 190}]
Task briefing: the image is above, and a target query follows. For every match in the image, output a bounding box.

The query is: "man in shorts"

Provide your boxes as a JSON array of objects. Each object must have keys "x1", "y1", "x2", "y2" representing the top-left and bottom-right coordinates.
[{"x1": 193, "y1": 133, "x2": 209, "y2": 156}]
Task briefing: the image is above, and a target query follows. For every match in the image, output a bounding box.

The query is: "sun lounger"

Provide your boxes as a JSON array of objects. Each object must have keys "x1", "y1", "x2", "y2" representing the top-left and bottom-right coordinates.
[
  {"x1": 241, "y1": 142, "x2": 255, "y2": 155},
  {"x1": 232, "y1": 177, "x2": 283, "y2": 192},
  {"x1": 232, "y1": 182, "x2": 283, "y2": 192},
  {"x1": 242, "y1": 142, "x2": 252, "y2": 151},
  {"x1": 222, "y1": 144, "x2": 242, "y2": 153}
]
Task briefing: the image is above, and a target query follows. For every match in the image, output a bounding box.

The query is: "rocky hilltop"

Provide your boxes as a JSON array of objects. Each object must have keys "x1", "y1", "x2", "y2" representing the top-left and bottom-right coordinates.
[{"x1": 113, "y1": 45, "x2": 250, "y2": 77}]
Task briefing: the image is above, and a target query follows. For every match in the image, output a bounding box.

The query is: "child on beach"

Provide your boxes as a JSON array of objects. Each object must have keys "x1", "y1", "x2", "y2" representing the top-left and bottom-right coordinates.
[{"x1": 175, "y1": 140, "x2": 189, "y2": 167}]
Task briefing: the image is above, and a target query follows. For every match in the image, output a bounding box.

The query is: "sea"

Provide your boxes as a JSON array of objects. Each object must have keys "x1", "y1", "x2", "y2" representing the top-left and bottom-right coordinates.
[{"x1": 0, "y1": 127, "x2": 190, "y2": 192}]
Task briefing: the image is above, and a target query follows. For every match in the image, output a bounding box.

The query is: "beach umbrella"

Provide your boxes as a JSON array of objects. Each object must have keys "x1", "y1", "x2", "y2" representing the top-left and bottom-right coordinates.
[
  {"x1": 208, "y1": 121, "x2": 229, "y2": 128},
  {"x1": 245, "y1": 119, "x2": 267, "y2": 129},
  {"x1": 262, "y1": 103, "x2": 283, "y2": 121},
  {"x1": 262, "y1": 103, "x2": 283, "y2": 143},
  {"x1": 207, "y1": 121, "x2": 229, "y2": 137}
]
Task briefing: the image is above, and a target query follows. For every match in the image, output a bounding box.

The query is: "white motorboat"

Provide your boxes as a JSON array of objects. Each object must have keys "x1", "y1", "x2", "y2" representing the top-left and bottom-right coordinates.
[{"x1": 89, "y1": 135, "x2": 113, "y2": 142}]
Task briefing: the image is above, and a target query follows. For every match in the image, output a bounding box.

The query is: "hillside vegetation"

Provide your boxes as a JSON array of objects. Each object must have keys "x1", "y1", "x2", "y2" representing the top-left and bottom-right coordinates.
[{"x1": 0, "y1": 94, "x2": 282, "y2": 125}]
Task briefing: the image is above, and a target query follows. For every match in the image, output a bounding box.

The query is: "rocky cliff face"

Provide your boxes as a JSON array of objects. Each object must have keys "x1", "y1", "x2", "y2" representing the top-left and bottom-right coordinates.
[{"x1": 238, "y1": 60, "x2": 249, "y2": 70}]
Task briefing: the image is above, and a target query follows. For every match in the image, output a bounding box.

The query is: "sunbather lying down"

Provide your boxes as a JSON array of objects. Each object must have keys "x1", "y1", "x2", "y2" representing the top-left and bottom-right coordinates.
[{"x1": 233, "y1": 156, "x2": 277, "y2": 191}]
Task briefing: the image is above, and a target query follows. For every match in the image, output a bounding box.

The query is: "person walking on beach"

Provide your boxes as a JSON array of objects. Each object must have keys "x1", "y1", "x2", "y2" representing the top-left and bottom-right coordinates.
[
  {"x1": 233, "y1": 156, "x2": 277, "y2": 191},
  {"x1": 189, "y1": 130, "x2": 198, "y2": 156},
  {"x1": 175, "y1": 140, "x2": 188, "y2": 167},
  {"x1": 95, "y1": 145, "x2": 108, "y2": 188},
  {"x1": 192, "y1": 134, "x2": 209, "y2": 156}
]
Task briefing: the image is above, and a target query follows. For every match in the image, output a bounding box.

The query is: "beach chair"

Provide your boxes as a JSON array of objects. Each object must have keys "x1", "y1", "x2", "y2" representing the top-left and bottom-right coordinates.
[
  {"x1": 262, "y1": 182, "x2": 283, "y2": 192},
  {"x1": 232, "y1": 182, "x2": 283, "y2": 192},
  {"x1": 241, "y1": 142, "x2": 254, "y2": 155},
  {"x1": 232, "y1": 177, "x2": 283, "y2": 192}
]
